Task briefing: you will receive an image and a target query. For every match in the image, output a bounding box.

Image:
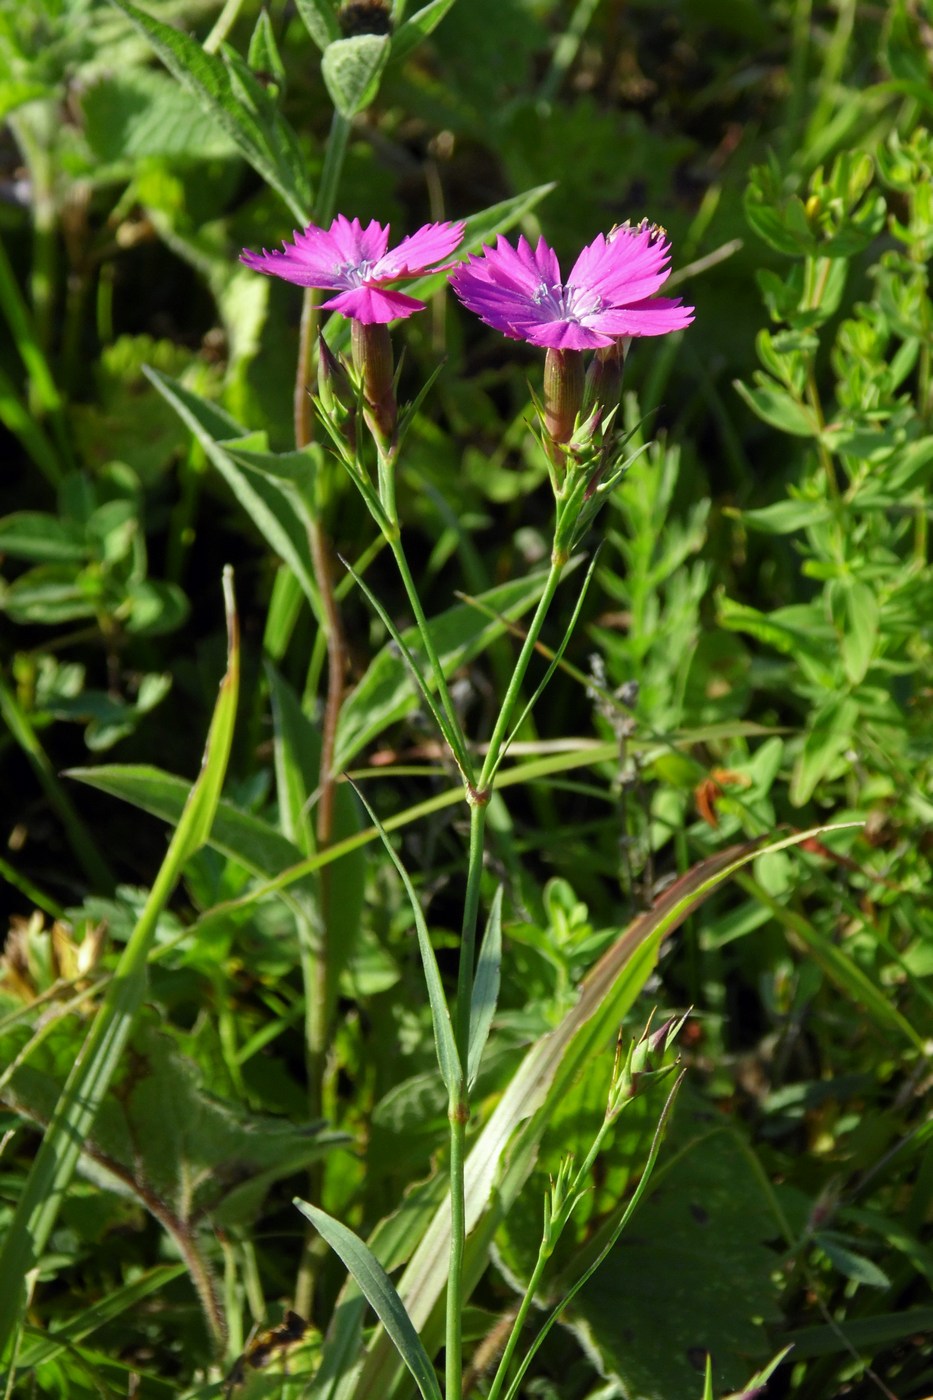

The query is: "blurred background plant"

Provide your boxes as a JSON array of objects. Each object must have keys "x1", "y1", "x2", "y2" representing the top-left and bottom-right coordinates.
[{"x1": 1, "y1": 0, "x2": 931, "y2": 1397}]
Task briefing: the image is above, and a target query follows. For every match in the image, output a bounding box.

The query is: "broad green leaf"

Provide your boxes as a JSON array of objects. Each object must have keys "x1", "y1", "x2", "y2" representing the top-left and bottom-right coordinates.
[
  {"x1": 468, "y1": 887, "x2": 502, "y2": 1090},
  {"x1": 144, "y1": 369, "x2": 321, "y2": 616},
  {"x1": 294, "y1": 0, "x2": 342, "y2": 51},
  {"x1": 295, "y1": 1202, "x2": 443, "y2": 1400},
  {"x1": 733, "y1": 379, "x2": 819, "y2": 437},
  {"x1": 80, "y1": 67, "x2": 239, "y2": 161},
  {"x1": 321, "y1": 34, "x2": 390, "y2": 118},
  {"x1": 334, "y1": 565, "x2": 565, "y2": 771},
  {"x1": 0, "y1": 570, "x2": 239, "y2": 1359},
  {"x1": 106, "y1": 0, "x2": 310, "y2": 221},
  {"x1": 562, "y1": 1127, "x2": 783, "y2": 1398}
]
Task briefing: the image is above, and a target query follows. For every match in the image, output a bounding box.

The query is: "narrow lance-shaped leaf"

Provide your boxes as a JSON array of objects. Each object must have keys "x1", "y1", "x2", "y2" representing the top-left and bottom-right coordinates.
[
  {"x1": 0, "y1": 569, "x2": 240, "y2": 1362},
  {"x1": 468, "y1": 886, "x2": 503, "y2": 1090},
  {"x1": 350, "y1": 783, "x2": 462, "y2": 1097},
  {"x1": 295, "y1": 1200, "x2": 443, "y2": 1400}
]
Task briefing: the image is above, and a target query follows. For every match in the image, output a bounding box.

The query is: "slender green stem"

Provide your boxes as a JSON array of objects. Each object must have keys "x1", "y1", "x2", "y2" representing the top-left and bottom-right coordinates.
[
  {"x1": 454, "y1": 800, "x2": 487, "y2": 1062},
  {"x1": 203, "y1": 0, "x2": 247, "y2": 53},
  {"x1": 485, "y1": 1248, "x2": 551, "y2": 1400},
  {"x1": 445, "y1": 1104, "x2": 468, "y2": 1400},
  {"x1": 477, "y1": 555, "x2": 566, "y2": 791},
  {"x1": 388, "y1": 535, "x2": 474, "y2": 782},
  {"x1": 316, "y1": 112, "x2": 352, "y2": 227}
]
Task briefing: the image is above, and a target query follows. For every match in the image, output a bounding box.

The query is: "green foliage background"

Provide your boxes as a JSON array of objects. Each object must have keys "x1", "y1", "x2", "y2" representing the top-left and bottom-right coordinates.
[{"x1": 1, "y1": 0, "x2": 931, "y2": 1397}]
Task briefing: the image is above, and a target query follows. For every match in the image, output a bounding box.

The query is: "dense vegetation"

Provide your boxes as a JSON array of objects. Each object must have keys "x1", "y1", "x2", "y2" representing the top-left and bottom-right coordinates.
[{"x1": 1, "y1": 1, "x2": 931, "y2": 1397}]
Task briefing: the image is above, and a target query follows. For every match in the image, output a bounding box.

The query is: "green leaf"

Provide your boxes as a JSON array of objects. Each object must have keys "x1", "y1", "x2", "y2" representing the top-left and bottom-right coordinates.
[
  {"x1": 391, "y1": 0, "x2": 460, "y2": 63},
  {"x1": 738, "y1": 498, "x2": 834, "y2": 535},
  {"x1": 16, "y1": 1264, "x2": 187, "y2": 1369},
  {"x1": 350, "y1": 785, "x2": 461, "y2": 1096},
  {"x1": 815, "y1": 1233, "x2": 892, "y2": 1289},
  {"x1": 144, "y1": 370, "x2": 321, "y2": 616},
  {"x1": 790, "y1": 694, "x2": 859, "y2": 807},
  {"x1": 80, "y1": 67, "x2": 239, "y2": 161},
  {"x1": 733, "y1": 378, "x2": 819, "y2": 436},
  {"x1": 334, "y1": 565, "x2": 563, "y2": 771},
  {"x1": 0, "y1": 512, "x2": 86, "y2": 563},
  {"x1": 468, "y1": 887, "x2": 502, "y2": 1090},
  {"x1": 247, "y1": 9, "x2": 287, "y2": 93},
  {"x1": 839, "y1": 578, "x2": 879, "y2": 685},
  {"x1": 106, "y1": 0, "x2": 310, "y2": 221},
  {"x1": 294, "y1": 1201, "x2": 443, "y2": 1400},
  {"x1": 294, "y1": 0, "x2": 341, "y2": 51},
  {"x1": 321, "y1": 34, "x2": 390, "y2": 118}
]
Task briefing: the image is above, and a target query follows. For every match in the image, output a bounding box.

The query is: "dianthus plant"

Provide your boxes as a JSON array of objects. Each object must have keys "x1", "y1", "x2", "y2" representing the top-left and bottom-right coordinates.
[{"x1": 241, "y1": 212, "x2": 694, "y2": 1400}]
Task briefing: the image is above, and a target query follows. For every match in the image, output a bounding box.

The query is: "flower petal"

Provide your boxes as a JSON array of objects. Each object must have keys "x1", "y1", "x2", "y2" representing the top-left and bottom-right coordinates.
[
  {"x1": 587, "y1": 297, "x2": 695, "y2": 337},
  {"x1": 320, "y1": 286, "x2": 426, "y2": 323},
  {"x1": 373, "y1": 221, "x2": 465, "y2": 280},
  {"x1": 568, "y1": 227, "x2": 672, "y2": 305}
]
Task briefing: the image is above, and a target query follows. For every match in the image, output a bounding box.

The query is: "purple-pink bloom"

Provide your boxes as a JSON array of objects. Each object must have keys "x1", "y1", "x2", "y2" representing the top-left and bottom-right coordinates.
[
  {"x1": 449, "y1": 223, "x2": 694, "y2": 350},
  {"x1": 240, "y1": 215, "x2": 465, "y2": 324}
]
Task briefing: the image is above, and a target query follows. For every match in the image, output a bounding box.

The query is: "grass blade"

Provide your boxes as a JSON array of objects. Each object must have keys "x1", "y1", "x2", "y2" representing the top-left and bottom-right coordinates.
[
  {"x1": 468, "y1": 886, "x2": 502, "y2": 1090},
  {"x1": 295, "y1": 1201, "x2": 443, "y2": 1400}
]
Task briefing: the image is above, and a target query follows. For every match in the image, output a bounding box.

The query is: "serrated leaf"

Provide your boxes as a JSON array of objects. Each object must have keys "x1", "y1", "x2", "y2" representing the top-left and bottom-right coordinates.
[
  {"x1": 295, "y1": 1201, "x2": 443, "y2": 1400},
  {"x1": 80, "y1": 68, "x2": 239, "y2": 161},
  {"x1": 321, "y1": 34, "x2": 390, "y2": 118}
]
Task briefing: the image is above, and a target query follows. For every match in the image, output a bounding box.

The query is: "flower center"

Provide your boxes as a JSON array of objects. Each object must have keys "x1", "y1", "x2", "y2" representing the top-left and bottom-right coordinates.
[
  {"x1": 338, "y1": 258, "x2": 375, "y2": 286},
  {"x1": 533, "y1": 280, "x2": 603, "y2": 323}
]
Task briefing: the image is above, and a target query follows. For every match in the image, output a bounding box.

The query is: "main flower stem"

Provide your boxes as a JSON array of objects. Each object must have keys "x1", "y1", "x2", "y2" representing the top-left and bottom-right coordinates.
[{"x1": 446, "y1": 546, "x2": 566, "y2": 1400}]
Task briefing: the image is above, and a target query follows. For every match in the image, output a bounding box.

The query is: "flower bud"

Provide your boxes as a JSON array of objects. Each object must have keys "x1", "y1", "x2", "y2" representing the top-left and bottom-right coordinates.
[
  {"x1": 543, "y1": 347, "x2": 585, "y2": 447},
  {"x1": 351, "y1": 320, "x2": 397, "y2": 448}
]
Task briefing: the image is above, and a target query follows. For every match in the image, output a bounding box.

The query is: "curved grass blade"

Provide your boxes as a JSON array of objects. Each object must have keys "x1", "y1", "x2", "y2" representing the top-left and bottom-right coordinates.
[{"x1": 295, "y1": 1201, "x2": 442, "y2": 1400}]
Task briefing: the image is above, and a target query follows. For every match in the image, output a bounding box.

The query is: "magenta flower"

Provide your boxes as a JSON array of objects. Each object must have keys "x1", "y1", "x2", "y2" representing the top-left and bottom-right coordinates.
[
  {"x1": 449, "y1": 223, "x2": 694, "y2": 350},
  {"x1": 240, "y1": 215, "x2": 465, "y2": 324}
]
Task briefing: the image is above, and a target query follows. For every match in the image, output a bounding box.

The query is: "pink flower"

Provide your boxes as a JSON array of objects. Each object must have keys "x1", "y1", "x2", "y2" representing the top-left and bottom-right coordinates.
[
  {"x1": 240, "y1": 215, "x2": 465, "y2": 324},
  {"x1": 449, "y1": 223, "x2": 694, "y2": 350}
]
